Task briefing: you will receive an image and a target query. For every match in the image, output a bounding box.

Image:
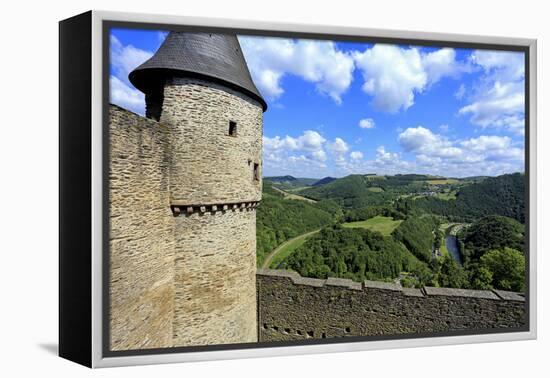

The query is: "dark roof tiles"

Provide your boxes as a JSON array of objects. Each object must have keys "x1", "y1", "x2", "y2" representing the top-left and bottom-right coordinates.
[{"x1": 129, "y1": 32, "x2": 266, "y2": 111}]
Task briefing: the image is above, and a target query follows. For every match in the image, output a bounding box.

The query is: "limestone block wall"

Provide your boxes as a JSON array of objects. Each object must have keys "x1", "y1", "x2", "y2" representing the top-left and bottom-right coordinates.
[
  {"x1": 159, "y1": 77, "x2": 263, "y2": 205},
  {"x1": 173, "y1": 209, "x2": 258, "y2": 346},
  {"x1": 109, "y1": 99, "x2": 260, "y2": 351},
  {"x1": 109, "y1": 105, "x2": 175, "y2": 350},
  {"x1": 257, "y1": 270, "x2": 526, "y2": 342}
]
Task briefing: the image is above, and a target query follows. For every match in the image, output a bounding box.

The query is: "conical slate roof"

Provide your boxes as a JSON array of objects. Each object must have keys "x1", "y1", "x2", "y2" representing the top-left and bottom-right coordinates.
[{"x1": 129, "y1": 32, "x2": 267, "y2": 111}]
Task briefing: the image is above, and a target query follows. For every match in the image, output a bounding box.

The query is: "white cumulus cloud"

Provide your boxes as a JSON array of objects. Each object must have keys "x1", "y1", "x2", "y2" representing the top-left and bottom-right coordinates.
[
  {"x1": 109, "y1": 36, "x2": 154, "y2": 114},
  {"x1": 396, "y1": 126, "x2": 524, "y2": 176},
  {"x1": 110, "y1": 76, "x2": 146, "y2": 114},
  {"x1": 353, "y1": 45, "x2": 466, "y2": 113},
  {"x1": 359, "y1": 118, "x2": 375, "y2": 129},
  {"x1": 459, "y1": 49, "x2": 525, "y2": 136},
  {"x1": 263, "y1": 130, "x2": 328, "y2": 165},
  {"x1": 239, "y1": 36, "x2": 355, "y2": 104},
  {"x1": 470, "y1": 50, "x2": 524, "y2": 80},
  {"x1": 328, "y1": 137, "x2": 350, "y2": 166},
  {"x1": 350, "y1": 151, "x2": 364, "y2": 160}
]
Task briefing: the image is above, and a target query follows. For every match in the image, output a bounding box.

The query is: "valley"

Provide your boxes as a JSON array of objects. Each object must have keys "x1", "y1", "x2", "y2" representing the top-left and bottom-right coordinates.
[{"x1": 258, "y1": 172, "x2": 526, "y2": 292}]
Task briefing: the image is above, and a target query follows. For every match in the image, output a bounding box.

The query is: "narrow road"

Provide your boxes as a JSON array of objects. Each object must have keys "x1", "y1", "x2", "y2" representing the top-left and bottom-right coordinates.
[
  {"x1": 261, "y1": 229, "x2": 320, "y2": 269},
  {"x1": 271, "y1": 186, "x2": 317, "y2": 203}
]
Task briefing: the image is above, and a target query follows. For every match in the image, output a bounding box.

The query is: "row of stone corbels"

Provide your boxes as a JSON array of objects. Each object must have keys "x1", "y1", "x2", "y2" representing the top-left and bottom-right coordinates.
[
  {"x1": 256, "y1": 269, "x2": 525, "y2": 302},
  {"x1": 171, "y1": 200, "x2": 260, "y2": 217}
]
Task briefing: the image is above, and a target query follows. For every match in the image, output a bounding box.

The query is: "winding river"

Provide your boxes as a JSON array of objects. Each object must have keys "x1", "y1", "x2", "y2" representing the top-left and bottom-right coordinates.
[{"x1": 445, "y1": 235, "x2": 463, "y2": 265}]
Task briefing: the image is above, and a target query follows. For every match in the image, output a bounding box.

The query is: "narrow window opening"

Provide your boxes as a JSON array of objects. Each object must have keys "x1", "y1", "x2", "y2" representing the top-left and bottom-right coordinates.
[
  {"x1": 229, "y1": 121, "x2": 237, "y2": 136},
  {"x1": 253, "y1": 163, "x2": 260, "y2": 181},
  {"x1": 321, "y1": 332, "x2": 327, "y2": 339},
  {"x1": 345, "y1": 327, "x2": 351, "y2": 333},
  {"x1": 306, "y1": 331, "x2": 314, "y2": 338}
]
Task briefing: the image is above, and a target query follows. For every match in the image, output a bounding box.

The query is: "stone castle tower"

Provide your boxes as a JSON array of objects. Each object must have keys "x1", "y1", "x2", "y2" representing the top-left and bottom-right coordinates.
[{"x1": 109, "y1": 32, "x2": 266, "y2": 350}]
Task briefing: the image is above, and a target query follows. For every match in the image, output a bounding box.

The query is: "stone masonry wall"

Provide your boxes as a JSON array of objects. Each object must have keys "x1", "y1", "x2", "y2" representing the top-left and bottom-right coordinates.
[
  {"x1": 257, "y1": 270, "x2": 526, "y2": 342},
  {"x1": 173, "y1": 209, "x2": 258, "y2": 346},
  {"x1": 160, "y1": 77, "x2": 263, "y2": 205},
  {"x1": 109, "y1": 77, "x2": 262, "y2": 350},
  {"x1": 109, "y1": 105, "x2": 175, "y2": 351}
]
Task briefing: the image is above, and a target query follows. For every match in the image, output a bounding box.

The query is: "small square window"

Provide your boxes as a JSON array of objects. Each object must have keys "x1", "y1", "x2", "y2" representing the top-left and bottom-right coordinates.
[{"x1": 229, "y1": 121, "x2": 237, "y2": 136}]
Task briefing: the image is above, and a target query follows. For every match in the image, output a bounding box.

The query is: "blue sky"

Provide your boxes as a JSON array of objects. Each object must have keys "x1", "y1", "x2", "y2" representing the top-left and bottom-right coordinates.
[{"x1": 110, "y1": 28, "x2": 525, "y2": 178}]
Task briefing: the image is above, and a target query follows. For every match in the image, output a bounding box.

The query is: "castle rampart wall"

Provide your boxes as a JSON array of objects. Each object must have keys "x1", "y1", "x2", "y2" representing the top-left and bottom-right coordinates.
[
  {"x1": 109, "y1": 105, "x2": 175, "y2": 350},
  {"x1": 257, "y1": 269, "x2": 526, "y2": 342}
]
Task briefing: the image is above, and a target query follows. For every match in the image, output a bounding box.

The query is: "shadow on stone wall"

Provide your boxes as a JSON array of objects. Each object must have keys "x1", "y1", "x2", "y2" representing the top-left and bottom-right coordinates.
[{"x1": 257, "y1": 269, "x2": 525, "y2": 342}]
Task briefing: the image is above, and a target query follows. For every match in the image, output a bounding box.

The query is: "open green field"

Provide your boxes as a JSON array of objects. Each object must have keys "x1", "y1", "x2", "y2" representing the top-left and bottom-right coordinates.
[
  {"x1": 272, "y1": 186, "x2": 317, "y2": 203},
  {"x1": 439, "y1": 235, "x2": 450, "y2": 258},
  {"x1": 366, "y1": 175, "x2": 386, "y2": 180},
  {"x1": 367, "y1": 187, "x2": 384, "y2": 192},
  {"x1": 435, "y1": 190, "x2": 457, "y2": 200},
  {"x1": 426, "y1": 179, "x2": 459, "y2": 185},
  {"x1": 342, "y1": 216, "x2": 403, "y2": 236},
  {"x1": 286, "y1": 186, "x2": 310, "y2": 193}
]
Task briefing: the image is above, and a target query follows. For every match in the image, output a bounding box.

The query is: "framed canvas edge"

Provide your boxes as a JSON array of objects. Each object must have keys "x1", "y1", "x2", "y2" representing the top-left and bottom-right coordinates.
[{"x1": 89, "y1": 10, "x2": 537, "y2": 368}]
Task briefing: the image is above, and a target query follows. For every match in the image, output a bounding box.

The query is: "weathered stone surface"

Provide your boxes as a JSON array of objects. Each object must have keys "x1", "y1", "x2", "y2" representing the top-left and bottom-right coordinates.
[
  {"x1": 257, "y1": 270, "x2": 526, "y2": 342},
  {"x1": 109, "y1": 105, "x2": 175, "y2": 351},
  {"x1": 494, "y1": 290, "x2": 525, "y2": 301},
  {"x1": 108, "y1": 74, "x2": 262, "y2": 351},
  {"x1": 173, "y1": 209, "x2": 257, "y2": 346},
  {"x1": 160, "y1": 77, "x2": 263, "y2": 204},
  {"x1": 424, "y1": 286, "x2": 500, "y2": 300},
  {"x1": 364, "y1": 280, "x2": 402, "y2": 291},
  {"x1": 326, "y1": 277, "x2": 362, "y2": 291}
]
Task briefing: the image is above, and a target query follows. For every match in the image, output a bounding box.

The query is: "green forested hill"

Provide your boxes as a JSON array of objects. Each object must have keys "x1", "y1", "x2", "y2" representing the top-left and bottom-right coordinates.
[
  {"x1": 264, "y1": 175, "x2": 318, "y2": 189},
  {"x1": 392, "y1": 216, "x2": 438, "y2": 263},
  {"x1": 312, "y1": 176, "x2": 336, "y2": 186},
  {"x1": 458, "y1": 215, "x2": 526, "y2": 292},
  {"x1": 299, "y1": 174, "x2": 453, "y2": 209},
  {"x1": 409, "y1": 173, "x2": 525, "y2": 223},
  {"x1": 300, "y1": 175, "x2": 395, "y2": 208},
  {"x1": 256, "y1": 186, "x2": 341, "y2": 266},
  {"x1": 257, "y1": 172, "x2": 526, "y2": 291},
  {"x1": 281, "y1": 225, "x2": 426, "y2": 282},
  {"x1": 460, "y1": 215, "x2": 525, "y2": 262}
]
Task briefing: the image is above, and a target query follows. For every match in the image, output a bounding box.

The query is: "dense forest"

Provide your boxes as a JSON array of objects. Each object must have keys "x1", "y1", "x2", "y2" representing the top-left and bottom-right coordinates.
[
  {"x1": 281, "y1": 225, "x2": 425, "y2": 282},
  {"x1": 259, "y1": 172, "x2": 526, "y2": 292},
  {"x1": 459, "y1": 216, "x2": 525, "y2": 291},
  {"x1": 299, "y1": 174, "x2": 434, "y2": 208},
  {"x1": 405, "y1": 173, "x2": 525, "y2": 223},
  {"x1": 256, "y1": 185, "x2": 341, "y2": 266},
  {"x1": 392, "y1": 216, "x2": 438, "y2": 263}
]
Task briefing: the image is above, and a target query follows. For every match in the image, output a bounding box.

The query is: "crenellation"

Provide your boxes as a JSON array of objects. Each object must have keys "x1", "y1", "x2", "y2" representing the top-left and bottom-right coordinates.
[
  {"x1": 364, "y1": 280, "x2": 402, "y2": 291},
  {"x1": 326, "y1": 277, "x2": 362, "y2": 291},
  {"x1": 423, "y1": 286, "x2": 500, "y2": 300},
  {"x1": 257, "y1": 270, "x2": 526, "y2": 342},
  {"x1": 402, "y1": 288, "x2": 424, "y2": 297},
  {"x1": 170, "y1": 201, "x2": 261, "y2": 216},
  {"x1": 493, "y1": 290, "x2": 525, "y2": 301}
]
